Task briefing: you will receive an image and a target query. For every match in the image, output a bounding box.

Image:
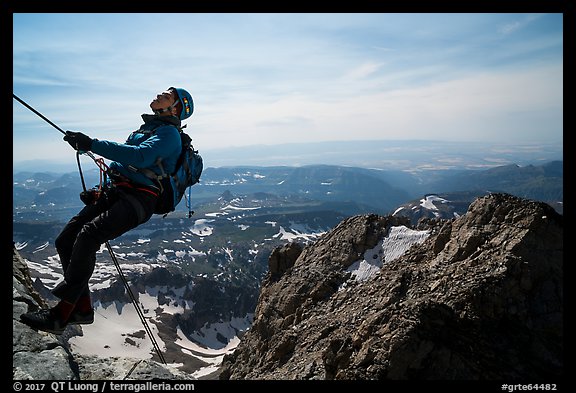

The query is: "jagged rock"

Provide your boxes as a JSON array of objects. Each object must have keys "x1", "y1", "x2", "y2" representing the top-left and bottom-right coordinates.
[
  {"x1": 74, "y1": 355, "x2": 191, "y2": 380},
  {"x1": 268, "y1": 242, "x2": 303, "y2": 279},
  {"x1": 220, "y1": 193, "x2": 563, "y2": 380},
  {"x1": 13, "y1": 346, "x2": 78, "y2": 380},
  {"x1": 13, "y1": 246, "x2": 80, "y2": 380},
  {"x1": 13, "y1": 245, "x2": 48, "y2": 310},
  {"x1": 12, "y1": 245, "x2": 197, "y2": 380}
]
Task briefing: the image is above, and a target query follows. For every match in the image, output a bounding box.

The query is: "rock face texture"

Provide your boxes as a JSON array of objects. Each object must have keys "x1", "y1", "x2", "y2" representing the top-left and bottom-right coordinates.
[
  {"x1": 12, "y1": 244, "x2": 191, "y2": 380},
  {"x1": 219, "y1": 193, "x2": 563, "y2": 380}
]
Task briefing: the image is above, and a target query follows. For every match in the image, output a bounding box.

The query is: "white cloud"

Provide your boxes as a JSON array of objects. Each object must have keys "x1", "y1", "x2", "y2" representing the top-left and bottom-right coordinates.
[
  {"x1": 344, "y1": 62, "x2": 386, "y2": 80},
  {"x1": 499, "y1": 13, "x2": 544, "y2": 35},
  {"x1": 13, "y1": 13, "x2": 563, "y2": 168}
]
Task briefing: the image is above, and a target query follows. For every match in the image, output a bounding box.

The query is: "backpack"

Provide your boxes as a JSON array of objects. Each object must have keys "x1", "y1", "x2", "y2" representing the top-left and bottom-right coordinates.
[{"x1": 138, "y1": 126, "x2": 203, "y2": 217}]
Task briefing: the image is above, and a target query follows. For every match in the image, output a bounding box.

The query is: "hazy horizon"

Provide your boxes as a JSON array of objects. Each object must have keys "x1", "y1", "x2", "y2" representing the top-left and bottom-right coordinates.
[
  {"x1": 13, "y1": 138, "x2": 563, "y2": 174},
  {"x1": 13, "y1": 13, "x2": 563, "y2": 169}
]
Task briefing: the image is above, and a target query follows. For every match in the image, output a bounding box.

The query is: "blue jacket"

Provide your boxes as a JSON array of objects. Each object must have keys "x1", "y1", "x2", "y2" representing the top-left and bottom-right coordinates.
[{"x1": 91, "y1": 114, "x2": 182, "y2": 188}]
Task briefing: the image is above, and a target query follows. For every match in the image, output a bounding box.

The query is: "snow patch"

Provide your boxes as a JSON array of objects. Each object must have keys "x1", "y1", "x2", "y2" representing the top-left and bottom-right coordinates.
[
  {"x1": 420, "y1": 194, "x2": 450, "y2": 211},
  {"x1": 190, "y1": 219, "x2": 214, "y2": 237},
  {"x1": 343, "y1": 225, "x2": 430, "y2": 285}
]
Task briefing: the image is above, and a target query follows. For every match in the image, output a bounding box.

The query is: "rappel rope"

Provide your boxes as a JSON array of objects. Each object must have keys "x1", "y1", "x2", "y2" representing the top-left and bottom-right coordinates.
[
  {"x1": 76, "y1": 153, "x2": 167, "y2": 365},
  {"x1": 13, "y1": 93, "x2": 167, "y2": 365}
]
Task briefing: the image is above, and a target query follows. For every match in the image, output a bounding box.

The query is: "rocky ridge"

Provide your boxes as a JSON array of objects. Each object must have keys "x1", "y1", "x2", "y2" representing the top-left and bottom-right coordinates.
[{"x1": 220, "y1": 193, "x2": 563, "y2": 380}]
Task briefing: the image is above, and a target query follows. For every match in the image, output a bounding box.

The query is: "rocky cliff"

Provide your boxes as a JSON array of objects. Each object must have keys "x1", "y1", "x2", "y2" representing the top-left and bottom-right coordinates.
[
  {"x1": 219, "y1": 193, "x2": 563, "y2": 380},
  {"x1": 12, "y1": 245, "x2": 191, "y2": 380}
]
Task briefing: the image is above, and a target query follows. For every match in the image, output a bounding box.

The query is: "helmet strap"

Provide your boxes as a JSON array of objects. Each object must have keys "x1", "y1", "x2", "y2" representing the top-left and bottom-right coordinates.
[{"x1": 153, "y1": 100, "x2": 179, "y2": 116}]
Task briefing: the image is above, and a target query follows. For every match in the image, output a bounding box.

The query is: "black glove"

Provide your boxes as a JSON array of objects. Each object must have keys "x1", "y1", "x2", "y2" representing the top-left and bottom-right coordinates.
[
  {"x1": 79, "y1": 188, "x2": 101, "y2": 205},
  {"x1": 64, "y1": 131, "x2": 93, "y2": 152}
]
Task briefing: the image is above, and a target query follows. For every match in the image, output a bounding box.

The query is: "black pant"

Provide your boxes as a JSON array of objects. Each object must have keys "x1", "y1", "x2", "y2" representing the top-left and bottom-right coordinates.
[{"x1": 52, "y1": 186, "x2": 157, "y2": 304}]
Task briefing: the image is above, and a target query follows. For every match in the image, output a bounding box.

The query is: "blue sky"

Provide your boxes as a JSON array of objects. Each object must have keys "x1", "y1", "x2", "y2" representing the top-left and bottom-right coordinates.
[{"x1": 13, "y1": 13, "x2": 563, "y2": 169}]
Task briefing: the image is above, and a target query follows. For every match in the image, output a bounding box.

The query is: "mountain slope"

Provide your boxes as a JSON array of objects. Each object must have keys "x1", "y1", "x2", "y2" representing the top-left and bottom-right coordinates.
[
  {"x1": 220, "y1": 193, "x2": 563, "y2": 380},
  {"x1": 14, "y1": 161, "x2": 563, "y2": 223},
  {"x1": 421, "y1": 161, "x2": 563, "y2": 202}
]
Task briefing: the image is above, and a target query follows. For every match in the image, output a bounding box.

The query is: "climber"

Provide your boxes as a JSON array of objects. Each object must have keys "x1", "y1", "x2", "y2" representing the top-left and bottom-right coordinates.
[{"x1": 20, "y1": 87, "x2": 194, "y2": 334}]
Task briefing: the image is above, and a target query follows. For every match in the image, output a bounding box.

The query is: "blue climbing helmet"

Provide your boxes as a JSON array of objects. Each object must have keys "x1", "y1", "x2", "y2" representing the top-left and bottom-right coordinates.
[{"x1": 170, "y1": 87, "x2": 194, "y2": 120}]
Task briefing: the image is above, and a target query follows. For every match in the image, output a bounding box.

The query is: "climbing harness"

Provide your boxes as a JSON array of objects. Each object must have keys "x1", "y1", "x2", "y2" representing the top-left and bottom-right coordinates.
[
  {"x1": 76, "y1": 152, "x2": 167, "y2": 365},
  {"x1": 13, "y1": 93, "x2": 167, "y2": 365}
]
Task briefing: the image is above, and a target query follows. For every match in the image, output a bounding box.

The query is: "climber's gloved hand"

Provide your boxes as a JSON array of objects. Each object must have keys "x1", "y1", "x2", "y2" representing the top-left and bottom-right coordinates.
[
  {"x1": 64, "y1": 131, "x2": 93, "y2": 152},
  {"x1": 79, "y1": 188, "x2": 101, "y2": 205}
]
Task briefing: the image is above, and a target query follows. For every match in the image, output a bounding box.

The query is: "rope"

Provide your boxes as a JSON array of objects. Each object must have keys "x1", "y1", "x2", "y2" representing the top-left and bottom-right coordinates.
[
  {"x1": 76, "y1": 143, "x2": 167, "y2": 366},
  {"x1": 13, "y1": 93, "x2": 167, "y2": 365},
  {"x1": 124, "y1": 359, "x2": 143, "y2": 380},
  {"x1": 105, "y1": 242, "x2": 167, "y2": 365},
  {"x1": 76, "y1": 152, "x2": 87, "y2": 192},
  {"x1": 13, "y1": 93, "x2": 66, "y2": 135}
]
